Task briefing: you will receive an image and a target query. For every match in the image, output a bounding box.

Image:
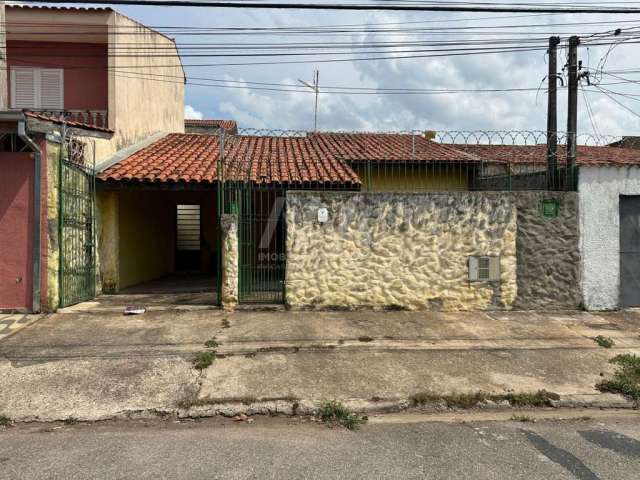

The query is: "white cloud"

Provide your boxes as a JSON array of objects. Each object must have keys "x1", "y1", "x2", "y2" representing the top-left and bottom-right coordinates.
[
  {"x1": 184, "y1": 105, "x2": 204, "y2": 120},
  {"x1": 118, "y1": 6, "x2": 640, "y2": 135}
]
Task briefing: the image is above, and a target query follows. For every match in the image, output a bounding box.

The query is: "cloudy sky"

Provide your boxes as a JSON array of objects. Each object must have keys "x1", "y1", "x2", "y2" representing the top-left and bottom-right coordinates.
[{"x1": 110, "y1": 2, "x2": 640, "y2": 135}]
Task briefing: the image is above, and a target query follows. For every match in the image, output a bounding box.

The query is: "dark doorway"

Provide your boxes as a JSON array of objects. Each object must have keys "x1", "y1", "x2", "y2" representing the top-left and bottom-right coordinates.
[{"x1": 620, "y1": 195, "x2": 640, "y2": 307}]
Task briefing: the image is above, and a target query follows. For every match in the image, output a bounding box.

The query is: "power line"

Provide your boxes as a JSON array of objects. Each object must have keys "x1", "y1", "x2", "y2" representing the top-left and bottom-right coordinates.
[{"x1": 593, "y1": 84, "x2": 640, "y2": 119}]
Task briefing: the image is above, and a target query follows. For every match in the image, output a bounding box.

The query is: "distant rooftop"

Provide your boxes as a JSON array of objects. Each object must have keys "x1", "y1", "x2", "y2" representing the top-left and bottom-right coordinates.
[{"x1": 184, "y1": 119, "x2": 238, "y2": 133}]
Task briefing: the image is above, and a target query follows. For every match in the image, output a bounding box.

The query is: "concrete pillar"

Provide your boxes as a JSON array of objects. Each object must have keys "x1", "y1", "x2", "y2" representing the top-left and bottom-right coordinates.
[
  {"x1": 96, "y1": 191, "x2": 119, "y2": 293},
  {"x1": 0, "y1": 1, "x2": 8, "y2": 110},
  {"x1": 45, "y1": 141, "x2": 61, "y2": 311},
  {"x1": 220, "y1": 214, "x2": 238, "y2": 310}
]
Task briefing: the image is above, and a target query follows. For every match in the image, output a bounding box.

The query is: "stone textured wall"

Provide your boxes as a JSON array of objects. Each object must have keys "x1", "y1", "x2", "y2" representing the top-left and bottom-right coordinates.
[
  {"x1": 513, "y1": 192, "x2": 581, "y2": 310},
  {"x1": 45, "y1": 139, "x2": 60, "y2": 311},
  {"x1": 221, "y1": 214, "x2": 239, "y2": 310},
  {"x1": 285, "y1": 192, "x2": 518, "y2": 311}
]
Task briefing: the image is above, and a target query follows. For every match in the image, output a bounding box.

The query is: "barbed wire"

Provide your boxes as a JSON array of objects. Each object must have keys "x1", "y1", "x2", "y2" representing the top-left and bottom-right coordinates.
[
  {"x1": 210, "y1": 128, "x2": 640, "y2": 193},
  {"x1": 231, "y1": 127, "x2": 629, "y2": 146}
]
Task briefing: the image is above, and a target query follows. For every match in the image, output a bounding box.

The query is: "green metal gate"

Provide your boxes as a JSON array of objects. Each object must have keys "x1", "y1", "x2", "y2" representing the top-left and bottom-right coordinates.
[
  {"x1": 58, "y1": 133, "x2": 96, "y2": 308},
  {"x1": 218, "y1": 132, "x2": 286, "y2": 304},
  {"x1": 237, "y1": 185, "x2": 286, "y2": 303}
]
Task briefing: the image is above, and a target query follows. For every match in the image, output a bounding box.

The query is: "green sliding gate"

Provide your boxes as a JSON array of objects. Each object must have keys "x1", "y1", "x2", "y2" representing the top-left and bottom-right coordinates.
[{"x1": 58, "y1": 134, "x2": 96, "y2": 308}]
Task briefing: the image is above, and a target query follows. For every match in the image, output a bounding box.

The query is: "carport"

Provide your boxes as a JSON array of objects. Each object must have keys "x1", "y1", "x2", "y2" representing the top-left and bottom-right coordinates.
[{"x1": 96, "y1": 134, "x2": 221, "y2": 304}]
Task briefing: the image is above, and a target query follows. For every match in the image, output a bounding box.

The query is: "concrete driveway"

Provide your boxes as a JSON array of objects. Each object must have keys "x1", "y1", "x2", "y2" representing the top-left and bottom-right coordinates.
[{"x1": 1, "y1": 296, "x2": 640, "y2": 421}]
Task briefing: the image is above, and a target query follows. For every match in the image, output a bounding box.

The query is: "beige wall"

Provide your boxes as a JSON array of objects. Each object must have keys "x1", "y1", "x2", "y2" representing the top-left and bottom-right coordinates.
[
  {"x1": 105, "y1": 12, "x2": 184, "y2": 157},
  {"x1": 285, "y1": 192, "x2": 518, "y2": 311}
]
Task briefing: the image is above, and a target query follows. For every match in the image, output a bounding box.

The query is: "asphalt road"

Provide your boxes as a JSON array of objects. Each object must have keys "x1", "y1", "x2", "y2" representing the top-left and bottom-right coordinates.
[{"x1": 1, "y1": 413, "x2": 640, "y2": 479}]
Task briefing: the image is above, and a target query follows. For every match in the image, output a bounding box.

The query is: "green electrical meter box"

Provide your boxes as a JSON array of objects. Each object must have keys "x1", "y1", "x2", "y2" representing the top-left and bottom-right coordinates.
[{"x1": 541, "y1": 198, "x2": 560, "y2": 218}]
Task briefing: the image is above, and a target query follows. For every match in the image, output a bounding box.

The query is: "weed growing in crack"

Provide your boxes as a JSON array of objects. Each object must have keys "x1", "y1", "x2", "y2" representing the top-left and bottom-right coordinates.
[
  {"x1": 410, "y1": 391, "x2": 490, "y2": 408},
  {"x1": 510, "y1": 414, "x2": 535, "y2": 423},
  {"x1": 597, "y1": 354, "x2": 640, "y2": 401},
  {"x1": 409, "y1": 392, "x2": 440, "y2": 406},
  {"x1": 504, "y1": 390, "x2": 560, "y2": 407},
  {"x1": 204, "y1": 338, "x2": 219, "y2": 349},
  {"x1": 593, "y1": 335, "x2": 615, "y2": 348},
  {"x1": 409, "y1": 389, "x2": 560, "y2": 409},
  {"x1": 316, "y1": 400, "x2": 367, "y2": 430},
  {"x1": 177, "y1": 395, "x2": 299, "y2": 409},
  {"x1": 63, "y1": 416, "x2": 79, "y2": 425},
  {"x1": 193, "y1": 351, "x2": 216, "y2": 370},
  {"x1": 0, "y1": 414, "x2": 11, "y2": 427}
]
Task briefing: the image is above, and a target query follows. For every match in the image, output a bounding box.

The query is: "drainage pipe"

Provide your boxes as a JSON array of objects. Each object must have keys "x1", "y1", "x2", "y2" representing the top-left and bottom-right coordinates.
[{"x1": 18, "y1": 121, "x2": 42, "y2": 313}]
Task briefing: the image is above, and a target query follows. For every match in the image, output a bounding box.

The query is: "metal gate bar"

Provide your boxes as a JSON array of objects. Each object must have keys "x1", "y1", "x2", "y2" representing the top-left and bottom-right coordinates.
[
  {"x1": 238, "y1": 185, "x2": 286, "y2": 304},
  {"x1": 58, "y1": 133, "x2": 96, "y2": 308}
]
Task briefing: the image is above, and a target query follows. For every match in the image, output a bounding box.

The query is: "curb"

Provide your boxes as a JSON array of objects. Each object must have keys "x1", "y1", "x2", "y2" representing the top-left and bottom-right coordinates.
[
  {"x1": 3, "y1": 393, "x2": 635, "y2": 424},
  {"x1": 175, "y1": 393, "x2": 636, "y2": 420}
]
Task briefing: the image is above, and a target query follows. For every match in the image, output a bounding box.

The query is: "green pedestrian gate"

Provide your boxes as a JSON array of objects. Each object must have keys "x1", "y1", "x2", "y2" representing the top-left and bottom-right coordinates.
[
  {"x1": 58, "y1": 134, "x2": 96, "y2": 308},
  {"x1": 237, "y1": 185, "x2": 286, "y2": 304}
]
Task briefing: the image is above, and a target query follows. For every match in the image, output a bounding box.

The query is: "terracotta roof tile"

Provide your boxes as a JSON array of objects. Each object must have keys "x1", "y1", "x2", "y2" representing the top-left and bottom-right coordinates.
[
  {"x1": 7, "y1": 5, "x2": 112, "y2": 11},
  {"x1": 457, "y1": 144, "x2": 640, "y2": 166},
  {"x1": 184, "y1": 119, "x2": 237, "y2": 131},
  {"x1": 310, "y1": 132, "x2": 481, "y2": 163},
  {"x1": 24, "y1": 111, "x2": 113, "y2": 134},
  {"x1": 98, "y1": 133, "x2": 362, "y2": 186}
]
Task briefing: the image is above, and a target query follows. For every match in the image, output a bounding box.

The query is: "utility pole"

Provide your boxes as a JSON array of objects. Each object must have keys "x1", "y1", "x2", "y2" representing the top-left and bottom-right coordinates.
[
  {"x1": 567, "y1": 35, "x2": 580, "y2": 188},
  {"x1": 546, "y1": 36, "x2": 560, "y2": 189},
  {"x1": 298, "y1": 69, "x2": 319, "y2": 132}
]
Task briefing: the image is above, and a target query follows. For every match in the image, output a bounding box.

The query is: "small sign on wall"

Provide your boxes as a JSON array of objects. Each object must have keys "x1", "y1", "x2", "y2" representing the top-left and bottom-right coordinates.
[
  {"x1": 541, "y1": 198, "x2": 560, "y2": 218},
  {"x1": 317, "y1": 207, "x2": 329, "y2": 223}
]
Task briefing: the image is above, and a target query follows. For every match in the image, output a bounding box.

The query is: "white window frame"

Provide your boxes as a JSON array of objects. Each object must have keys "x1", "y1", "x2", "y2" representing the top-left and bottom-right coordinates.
[{"x1": 10, "y1": 67, "x2": 64, "y2": 110}]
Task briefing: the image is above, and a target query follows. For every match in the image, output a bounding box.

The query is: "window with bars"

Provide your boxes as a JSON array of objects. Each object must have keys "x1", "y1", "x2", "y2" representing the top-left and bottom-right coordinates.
[
  {"x1": 10, "y1": 67, "x2": 64, "y2": 110},
  {"x1": 176, "y1": 205, "x2": 201, "y2": 251}
]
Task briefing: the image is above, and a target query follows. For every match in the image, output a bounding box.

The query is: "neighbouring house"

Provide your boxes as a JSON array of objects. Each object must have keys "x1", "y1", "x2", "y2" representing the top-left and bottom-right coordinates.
[
  {"x1": 307, "y1": 132, "x2": 480, "y2": 192},
  {"x1": 460, "y1": 143, "x2": 640, "y2": 310},
  {"x1": 184, "y1": 119, "x2": 238, "y2": 135},
  {"x1": 0, "y1": 4, "x2": 185, "y2": 312}
]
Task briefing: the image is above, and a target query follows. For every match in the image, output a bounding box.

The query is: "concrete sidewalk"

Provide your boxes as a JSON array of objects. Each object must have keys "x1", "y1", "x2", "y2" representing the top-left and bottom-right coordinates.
[{"x1": 1, "y1": 300, "x2": 639, "y2": 421}]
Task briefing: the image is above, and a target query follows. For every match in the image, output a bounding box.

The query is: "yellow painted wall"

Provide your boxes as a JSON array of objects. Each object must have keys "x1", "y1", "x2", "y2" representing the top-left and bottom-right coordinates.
[
  {"x1": 353, "y1": 164, "x2": 469, "y2": 192},
  {"x1": 104, "y1": 189, "x2": 218, "y2": 290},
  {"x1": 96, "y1": 190, "x2": 119, "y2": 293},
  {"x1": 118, "y1": 191, "x2": 173, "y2": 289}
]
